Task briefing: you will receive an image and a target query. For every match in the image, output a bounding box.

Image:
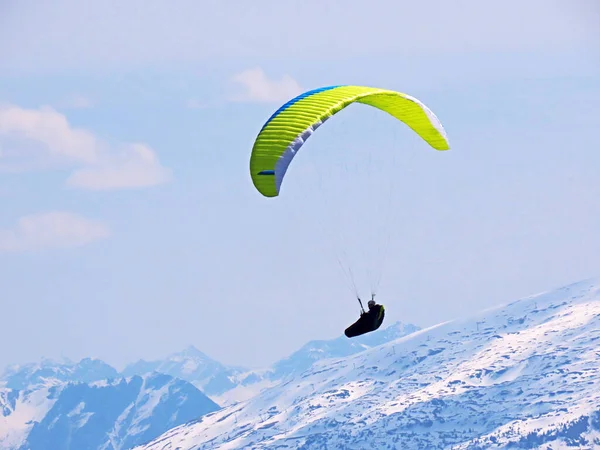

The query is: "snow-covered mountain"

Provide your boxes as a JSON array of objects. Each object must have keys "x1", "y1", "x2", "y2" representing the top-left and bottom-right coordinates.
[
  {"x1": 0, "y1": 317, "x2": 419, "y2": 449},
  {"x1": 135, "y1": 277, "x2": 600, "y2": 450},
  {"x1": 211, "y1": 321, "x2": 421, "y2": 406},
  {"x1": 270, "y1": 321, "x2": 421, "y2": 380},
  {"x1": 122, "y1": 346, "x2": 246, "y2": 397},
  {"x1": 121, "y1": 321, "x2": 421, "y2": 407},
  {"x1": 0, "y1": 373, "x2": 220, "y2": 450},
  {"x1": 1, "y1": 357, "x2": 118, "y2": 390}
]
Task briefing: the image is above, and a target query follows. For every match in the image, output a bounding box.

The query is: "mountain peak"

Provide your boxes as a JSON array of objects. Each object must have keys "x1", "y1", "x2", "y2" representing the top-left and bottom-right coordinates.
[
  {"x1": 175, "y1": 345, "x2": 213, "y2": 361},
  {"x1": 120, "y1": 345, "x2": 246, "y2": 397}
]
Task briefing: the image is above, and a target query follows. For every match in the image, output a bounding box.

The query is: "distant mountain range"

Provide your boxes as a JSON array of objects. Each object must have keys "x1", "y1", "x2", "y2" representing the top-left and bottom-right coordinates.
[
  {"x1": 0, "y1": 315, "x2": 419, "y2": 449},
  {"x1": 120, "y1": 320, "x2": 420, "y2": 405},
  {"x1": 0, "y1": 372, "x2": 218, "y2": 450}
]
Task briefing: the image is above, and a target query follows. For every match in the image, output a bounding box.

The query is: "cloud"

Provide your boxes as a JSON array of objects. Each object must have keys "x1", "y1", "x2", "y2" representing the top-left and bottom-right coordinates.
[
  {"x1": 0, "y1": 104, "x2": 171, "y2": 190},
  {"x1": 67, "y1": 143, "x2": 171, "y2": 190},
  {"x1": 0, "y1": 211, "x2": 110, "y2": 252},
  {"x1": 229, "y1": 68, "x2": 303, "y2": 103}
]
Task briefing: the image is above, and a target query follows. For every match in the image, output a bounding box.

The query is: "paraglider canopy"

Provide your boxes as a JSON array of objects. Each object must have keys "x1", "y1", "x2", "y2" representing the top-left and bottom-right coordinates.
[{"x1": 249, "y1": 84, "x2": 450, "y2": 198}]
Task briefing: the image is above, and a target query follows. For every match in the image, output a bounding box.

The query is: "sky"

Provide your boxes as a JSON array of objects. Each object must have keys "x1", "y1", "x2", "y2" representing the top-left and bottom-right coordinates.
[{"x1": 0, "y1": 0, "x2": 599, "y2": 371}]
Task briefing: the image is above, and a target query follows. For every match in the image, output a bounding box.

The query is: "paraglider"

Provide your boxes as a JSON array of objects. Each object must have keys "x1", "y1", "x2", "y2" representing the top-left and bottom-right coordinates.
[
  {"x1": 248, "y1": 84, "x2": 450, "y2": 337},
  {"x1": 344, "y1": 296, "x2": 386, "y2": 338}
]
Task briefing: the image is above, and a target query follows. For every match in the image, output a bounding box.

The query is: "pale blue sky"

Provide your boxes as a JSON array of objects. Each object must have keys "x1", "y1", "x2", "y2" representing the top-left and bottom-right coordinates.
[{"x1": 0, "y1": 0, "x2": 599, "y2": 371}]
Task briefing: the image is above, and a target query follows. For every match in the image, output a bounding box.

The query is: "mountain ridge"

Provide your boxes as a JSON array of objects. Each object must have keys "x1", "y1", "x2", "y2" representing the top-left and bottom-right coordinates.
[{"x1": 0, "y1": 372, "x2": 220, "y2": 450}]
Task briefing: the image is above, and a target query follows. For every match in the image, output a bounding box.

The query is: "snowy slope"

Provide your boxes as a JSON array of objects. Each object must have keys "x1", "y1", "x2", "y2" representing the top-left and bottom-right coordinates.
[
  {"x1": 0, "y1": 383, "x2": 59, "y2": 449},
  {"x1": 0, "y1": 373, "x2": 220, "y2": 450},
  {"x1": 213, "y1": 321, "x2": 421, "y2": 406},
  {"x1": 135, "y1": 277, "x2": 600, "y2": 450},
  {"x1": 270, "y1": 321, "x2": 421, "y2": 380}
]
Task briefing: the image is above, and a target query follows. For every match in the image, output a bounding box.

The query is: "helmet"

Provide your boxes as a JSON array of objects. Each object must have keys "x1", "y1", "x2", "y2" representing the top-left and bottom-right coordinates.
[{"x1": 367, "y1": 299, "x2": 375, "y2": 308}]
